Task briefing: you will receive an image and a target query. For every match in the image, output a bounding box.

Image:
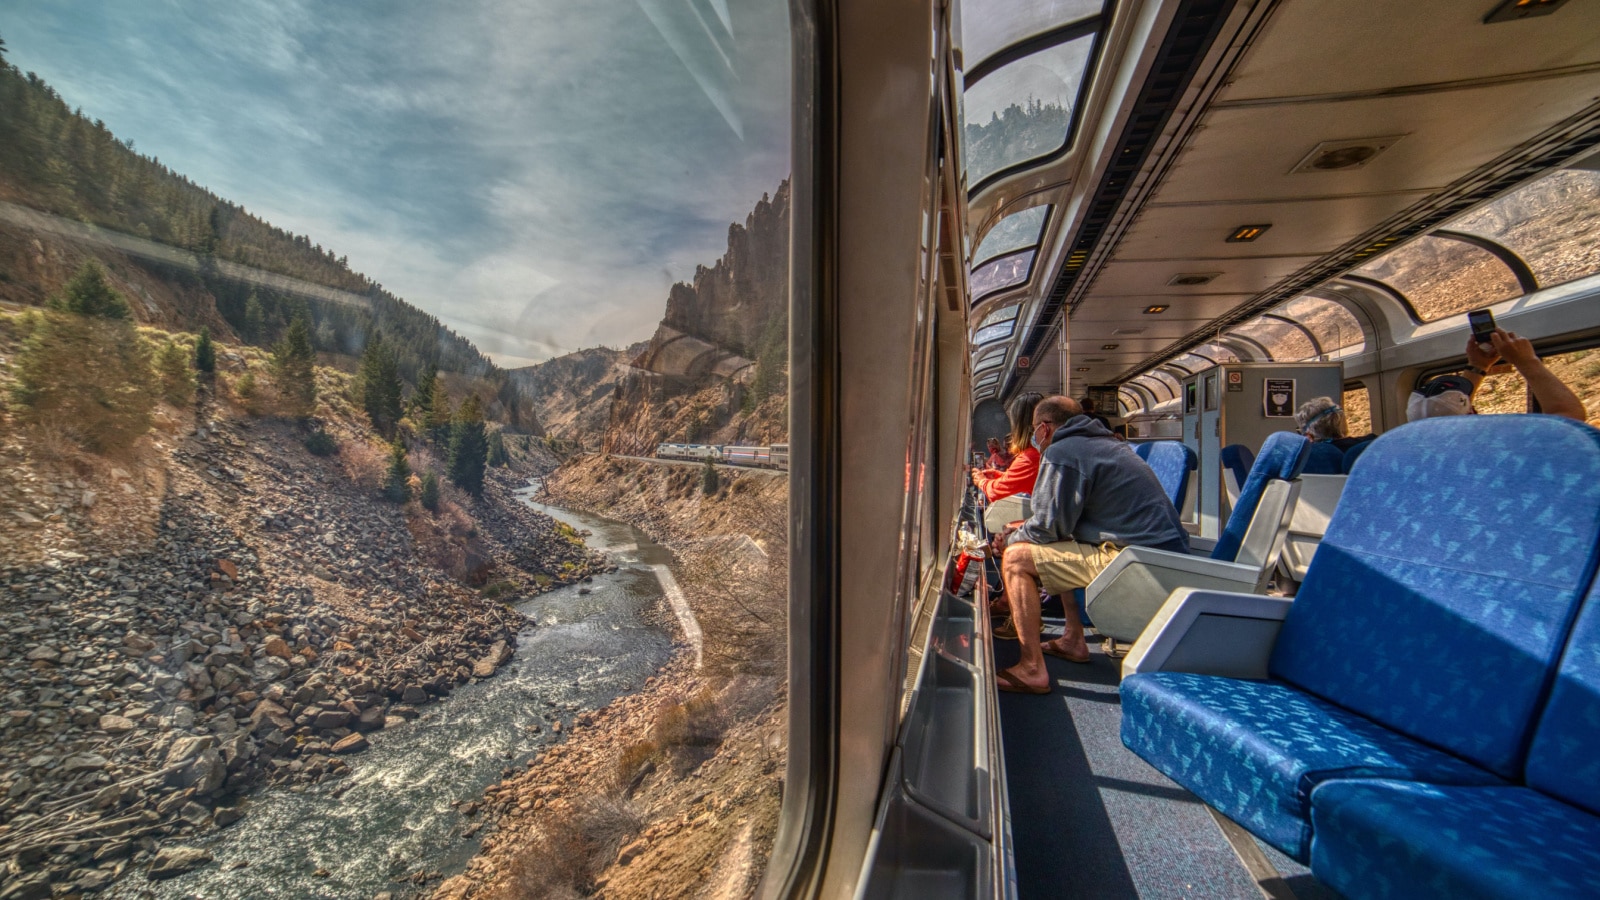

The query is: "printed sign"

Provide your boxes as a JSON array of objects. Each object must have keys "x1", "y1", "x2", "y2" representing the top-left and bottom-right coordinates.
[
  {"x1": 1017, "y1": 356, "x2": 1030, "y2": 369},
  {"x1": 1264, "y1": 377, "x2": 1296, "y2": 417},
  {"x1": 1226, "y1": 369, "x2": 1244, "y2": 392}
]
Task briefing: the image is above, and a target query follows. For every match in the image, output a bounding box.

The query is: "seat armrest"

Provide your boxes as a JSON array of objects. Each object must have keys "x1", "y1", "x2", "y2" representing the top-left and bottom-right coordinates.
[{"x1": 1120, "y1": 589, "x2": 1292, "y2": 681}]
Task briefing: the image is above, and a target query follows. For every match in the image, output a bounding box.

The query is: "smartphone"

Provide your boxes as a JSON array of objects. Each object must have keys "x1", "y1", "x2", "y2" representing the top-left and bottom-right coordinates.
[{"x1": 1468, "y1": 308, "x2": 1496, "y2": 350}]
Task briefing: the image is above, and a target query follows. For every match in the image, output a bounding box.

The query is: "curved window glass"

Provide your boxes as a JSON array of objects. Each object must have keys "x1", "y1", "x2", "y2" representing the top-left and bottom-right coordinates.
[
  {"x1": 1230, "y1": 317, "x2": 1315, "y2": 361},
  {"x1": 1446, "y1": 169, "x2": 1600, "y2": 291},
  {"x1": 963, "y1": 34, "x2": 1095, "y2": 185},
  {"x1": 1353, "y1": 234, "x2": 1521, "y2": 322},
  {"x1": 1190, "y1": 342, "x2": 1239, "y2": 365},
  {"x1": 1118, "y1": 388, "x2": 1141, "y2": 415},
  {"x1": 974, "y1": 321, "x2": 1014, "y2": 344},
  {"x1": 1274, "y1": 295, "x2": 1364, "y2": 356},
  {"x1": 975, "y1": 370, "x2": 1002, "y2": 389},
  {"x1": 977, "y1": 303, "x2": 1021, "y2": 329},
  {"x1": 974, "y1": 346, "x2": 1008, "y2": 369},
  {"x1": 1139, "y1": 370, "x2": 1180, "y2": 402},
  {"x1": 1168, "y1": 352, "x2": 1214, "y2": 374},
  {"x1": 970, "y1": 249, "x2": 1035, "y2": 300},
  {"x1": 973, "y1": 206, "x2": 1049, "y2": 267},
  {"x1": 961, "y1": 0, "x2": 1102, "y2": 66}
]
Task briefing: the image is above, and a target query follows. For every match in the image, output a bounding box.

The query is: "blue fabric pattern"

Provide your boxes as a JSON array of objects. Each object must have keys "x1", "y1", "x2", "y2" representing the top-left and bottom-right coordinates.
[
  {"x1": 1210, "y1": 432, "x2": 1310, "y2": 563},
  {"x1": 1302, "y1": 441, "x2": 1344, "y2": 475},
  {"x1": 1340, "y1": 438, "x2": 1374, "y2": 473},
  {"x1": 1271, "y1": 416, "x2": 1600, "y2": 778},
  {"x1": 1134, "y1": 442, "x2": 1154, "y2": 461},
  {"x1": 1141, "y1": 441, "x2": 1196, "y2": 511},
  {"x1": 1120, "y1": 673, "x2": 1501, "y2": 861},
  {"x1": 1219, "y1": 443, "x2": 1254, "y2": 492},
  {"x1": 1310, "y1": 780, "x2": 1600, "y2": 900},
  {"x1": 1527, "y1": 575, "x2": 1600, "y2": 815}
]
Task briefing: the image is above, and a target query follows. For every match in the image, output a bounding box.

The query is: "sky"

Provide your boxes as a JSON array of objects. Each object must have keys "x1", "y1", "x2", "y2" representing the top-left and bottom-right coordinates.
[{"x1": 3, "y1": 0, "x2": 792, "y2": 367}]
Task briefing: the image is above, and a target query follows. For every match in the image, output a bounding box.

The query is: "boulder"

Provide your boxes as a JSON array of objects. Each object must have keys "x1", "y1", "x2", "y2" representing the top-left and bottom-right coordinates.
[
  {"x1": 471, "y1": 640, "x2": 512, "y2": 678},
  {"x1": 148, "y1": 846, "x2": 213, "y2": 879},
  {"x1": 263, "y1": 635, "x2": 292, "y2": 660},
  {"x1": 99, "y1": 714, "x2": 137, "y2": 734},
  {"x1": 331, "y1": 733, "x2": 369, "y2": 754}
]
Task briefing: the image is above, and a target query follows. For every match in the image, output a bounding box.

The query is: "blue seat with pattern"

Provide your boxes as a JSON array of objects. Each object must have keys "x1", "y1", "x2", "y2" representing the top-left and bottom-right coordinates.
[
  {"x1": 1139, "y1": 440, "x2": 1196, "y2": 511},
  {"x1": 1219, "y1": 443, "x2": 1254, "y2": 507},
  {"x1": 1301, "y1": 440, "x2": 1344, "y2": 475},
  {"x1": 1122, "y1": 416, "x2": 1600, "y2": 864},
  {"x1": 1210, "y1": 431, "x2": 1309, "y2": 564},
  {"x1": 1340, "y1": 437, "x2": 1374, "y2": 473}
]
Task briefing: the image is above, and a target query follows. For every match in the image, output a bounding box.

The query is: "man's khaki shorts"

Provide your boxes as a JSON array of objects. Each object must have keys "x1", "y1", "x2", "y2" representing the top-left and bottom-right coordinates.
[{"x1": 1028, "y1": 540, "x2": 1122, "y2": 595}]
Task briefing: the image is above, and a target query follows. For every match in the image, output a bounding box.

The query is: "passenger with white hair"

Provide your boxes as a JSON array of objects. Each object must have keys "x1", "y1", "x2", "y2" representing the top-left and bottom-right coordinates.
[
  {"x1": 1408, "y1": 329, "x2": 1586, "y2": 423},
  {"x1": 1294, "y1": 396, "x2": 1372, "y2": 451}
]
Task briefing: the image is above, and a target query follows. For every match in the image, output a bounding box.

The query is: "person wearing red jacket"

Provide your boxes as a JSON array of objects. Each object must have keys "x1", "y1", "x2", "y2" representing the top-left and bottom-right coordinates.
[{"x1": 972, "y1": 392, "x2": 1043, "y2": 502}]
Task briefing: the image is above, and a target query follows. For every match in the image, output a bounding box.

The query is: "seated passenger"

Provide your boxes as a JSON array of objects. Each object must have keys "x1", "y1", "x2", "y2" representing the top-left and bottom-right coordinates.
[
  {"x1": 1079, "y1": 396, "x2": 1112, "y2": 430},
  {"x1": 971, "y1": 392, "x2": 1044, "y2": 503},
  {"x1": 995, "y1": 396, "x2": 1189, "y2": 694},
  {"x1": 1409, "y1": 329, "x2": 1587, "y2": 422},
  {"x1": 1293, "y1": 396, "x2": 1373, "y2": 451},
  {"x1": 984, "y1": 437, "x2": 1012, "y2": 470}
]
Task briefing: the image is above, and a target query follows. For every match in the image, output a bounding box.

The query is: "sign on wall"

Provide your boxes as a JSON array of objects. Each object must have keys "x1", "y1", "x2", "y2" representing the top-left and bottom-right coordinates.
[{"x1": 1264, "y1": 378, "x2": 1296, "y2": 417}]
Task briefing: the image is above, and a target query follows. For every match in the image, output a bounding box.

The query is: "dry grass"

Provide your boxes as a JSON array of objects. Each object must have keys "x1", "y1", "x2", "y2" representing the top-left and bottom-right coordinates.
[{"x1": 492, "y1": 797, "x2": 642, "y2": 899}]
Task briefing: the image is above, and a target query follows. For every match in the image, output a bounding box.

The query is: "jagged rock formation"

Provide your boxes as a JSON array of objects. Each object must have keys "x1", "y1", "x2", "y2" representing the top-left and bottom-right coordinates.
[{"x1": 507, "y1": 344, "x2": 643, "y2": 452}]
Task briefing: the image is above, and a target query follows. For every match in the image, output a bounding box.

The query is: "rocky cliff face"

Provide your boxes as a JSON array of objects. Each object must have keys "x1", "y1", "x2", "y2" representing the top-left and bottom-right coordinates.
[{"x1": 507, "y1": 344, "x2": 642, "y2": 452}]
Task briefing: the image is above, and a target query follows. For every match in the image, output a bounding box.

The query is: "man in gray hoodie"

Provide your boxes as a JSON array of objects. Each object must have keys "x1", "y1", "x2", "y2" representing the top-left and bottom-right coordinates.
[{"x1": 996, "y1": 396, "x2": 1188, "y2": 694}]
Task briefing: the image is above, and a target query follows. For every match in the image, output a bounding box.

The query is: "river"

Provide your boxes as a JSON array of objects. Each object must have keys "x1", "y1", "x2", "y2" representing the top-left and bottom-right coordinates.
[{"x1": 114, "y1": 485, "x2": 676, "y2": 899}]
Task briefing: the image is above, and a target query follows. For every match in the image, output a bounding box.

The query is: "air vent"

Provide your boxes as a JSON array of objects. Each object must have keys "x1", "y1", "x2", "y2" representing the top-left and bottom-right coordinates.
[
  {"x1": 1167, "y1": 272, "x2": 1219, "y2": 286},
  {"x1": 1084, "y1": 357, "x2": 1107, "y2": 363},
  {"x1": 1290, "y1": 136, "x2": 1405, "y2": 174},
  {"x1": 1112, "y1": 327, "x2": 1146, "y2": 336}
]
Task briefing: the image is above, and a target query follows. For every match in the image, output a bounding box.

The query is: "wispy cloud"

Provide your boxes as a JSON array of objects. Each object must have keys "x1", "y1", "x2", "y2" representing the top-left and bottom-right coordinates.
[{"x1": 3, "y1": 0, "x2": 791, "y2": 365}]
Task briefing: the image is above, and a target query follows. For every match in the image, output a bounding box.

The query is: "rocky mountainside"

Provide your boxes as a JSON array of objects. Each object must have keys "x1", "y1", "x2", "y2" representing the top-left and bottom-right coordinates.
[
  {"x1": 0, "y1": 323, "x2": 602, "y2": 897},
  {"x1": 506, "y1": 343, "x2": 643, "y2": 452}
]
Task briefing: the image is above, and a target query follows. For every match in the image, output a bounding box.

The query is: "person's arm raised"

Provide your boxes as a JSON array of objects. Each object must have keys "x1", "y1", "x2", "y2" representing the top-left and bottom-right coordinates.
[{"x1": 1492, "y1": 330, "x2": 1587, "y2": 422}]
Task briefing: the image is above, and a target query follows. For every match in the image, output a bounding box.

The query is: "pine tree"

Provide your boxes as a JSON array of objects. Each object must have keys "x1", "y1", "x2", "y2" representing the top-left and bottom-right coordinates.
[
  {"x1": 382, "y1": 439, "x2": 410, "y2": 502},
  {"x1": 425, "y1": 389, "x2": 454, "y2": 444},
  {"x1": 155, "y1": 340, "x2": 194, "y2": 407},
  {"x1": 358, "y1": 332, "x2": 402, "y2": 436},
  {"x1": 486, "y1": 430, "x2": 508, "y2": 467},
  {"x1": 194, "y1": 327, "x2": 216, "y2": 375},
  {"x1": 411, "y1": 361, "x2": 438, "y2": 422},
  {"x1": 49, "y1": 261, "x2": 131, "y2": 319},
  {"x1": 13, "y1": 306, "x2": 155, "y2": 453},
  {"x1": 419, "y1": 471, "x2": 441, "y2": 512},
  {"x1": 448, "y1": 394, "x2": 488, "y2": 497},
  {"x1": 243, "y1": 293, "x2": 266, "y2": 344},
  {"x1": 271, "y1": 315, "x2": 317, "y2": 419},
  {"x1": 701, "y1": 457, "x2": 720, "y2": 495}
]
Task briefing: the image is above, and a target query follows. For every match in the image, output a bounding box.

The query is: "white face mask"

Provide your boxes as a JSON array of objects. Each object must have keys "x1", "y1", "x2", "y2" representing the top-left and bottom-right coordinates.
[{"x1": 1030, "y1": 433, "x2": 1042, "y2": 451}]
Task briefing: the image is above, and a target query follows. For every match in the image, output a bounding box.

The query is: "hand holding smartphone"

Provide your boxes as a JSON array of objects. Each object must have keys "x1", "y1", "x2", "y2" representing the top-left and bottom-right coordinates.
[{"x1": 1468, "y1": 308, "x2": 1496, "y2": 352}]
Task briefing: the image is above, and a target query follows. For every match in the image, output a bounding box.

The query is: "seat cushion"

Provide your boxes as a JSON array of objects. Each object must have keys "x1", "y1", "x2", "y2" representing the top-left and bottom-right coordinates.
[
  {"x1": 1310, "y1": 780, "x2": 1600, "y2": 900},
  {"x1": 1270, "y1": 416, "x2": 1600, "y2": 778},
  {"x1": 1302, "y1": 441, "x2": 1344, "y2": 475},
  {"x1": 1121, "y1": 672, "x2": 1502, "y2": 861},
  {"x1": 1526, "y1": 574, "x2": 1600, "y2": 815},
  {"x1": 1211, "y1": 432, "x2": 1309, "y2": 563}
]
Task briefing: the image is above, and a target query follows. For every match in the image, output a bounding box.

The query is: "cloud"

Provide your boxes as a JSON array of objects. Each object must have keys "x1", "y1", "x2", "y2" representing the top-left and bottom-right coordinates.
[{"x1": 4, "y1": 0, "x2": 792, "y2": 365}]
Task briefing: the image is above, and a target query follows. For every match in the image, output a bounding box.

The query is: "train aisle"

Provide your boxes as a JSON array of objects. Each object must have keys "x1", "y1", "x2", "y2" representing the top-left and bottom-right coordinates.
[{"x1": 994, "y1": 625, "x2": 1340, "y2": 900}]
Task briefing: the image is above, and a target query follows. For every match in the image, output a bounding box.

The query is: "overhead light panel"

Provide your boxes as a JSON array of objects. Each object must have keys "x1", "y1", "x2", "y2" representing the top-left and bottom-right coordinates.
[
  {"x1": 1144, "y1": 304, "x2": 1170, "y2": 314},
  {"x1": 1167, "y1": 272, "x2": 1219, "y2": 286},
  {"x1": 1226, "y1": 224, "x2": 1271, "y2": 243},
  {"x1": 1075, "y1": 367, "x2": 1091, "y2": 372},
  {"x1": 1485, "y1": 0, "x2": 1570, "y2": 23},
  {"x1": 1290, "y1": 136, "x2": 1404, "y2": 174},
  {"x1": 1101, "y1": 343, "x2": 1119, "y2": 350}
]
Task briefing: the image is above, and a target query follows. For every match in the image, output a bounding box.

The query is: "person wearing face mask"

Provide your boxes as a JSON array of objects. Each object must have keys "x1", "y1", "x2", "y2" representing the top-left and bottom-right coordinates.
[
  {"x1": 971, "y1": 392, "x2": 1044, "y2": 504},
  {"x1": 992, "y1": 396, "x2": 1189, "y2": 694}
]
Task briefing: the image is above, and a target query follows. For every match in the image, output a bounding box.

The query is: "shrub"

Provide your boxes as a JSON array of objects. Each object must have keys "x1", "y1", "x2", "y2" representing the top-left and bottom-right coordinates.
[
  {"x1": 614, "y1": 740, "x2": 660, "y2": 795},
  {"x1": 701, "y1": 457, "x2": 719, "y2": 495},
  {"x1": 448, "y1": 395, "x2": 488, "y2": 496},
  {"x1": 494, "y1": 797, "x2": 641, "y2": 899},
  {"x1": 419, "y1": 471, "x2": 441, "y2": 511},
  {"x1": 303, "y1": 429, "x2": 338, "y2": 456},
  {"x1": 382, "y1": 440, "x2": 410, "y2": 502},
  {"x1": 155, "y1": 339, "x2": 195, "y2": 407},
  {"x1": 271, "y1": 316, "x2": 317, "y2": 419},
  {"x1": 193, "y1": 327, "x2": 215, "y2": 375}
]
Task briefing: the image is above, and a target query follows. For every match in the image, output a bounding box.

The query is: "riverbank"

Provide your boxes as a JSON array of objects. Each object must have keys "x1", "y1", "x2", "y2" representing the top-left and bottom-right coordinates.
[
  {"x1": 0, "y1": 361, "x2": 603, "y2": 897},
  {"x1": 433, "y1": 455, "x2": 789, "y2": 899}
]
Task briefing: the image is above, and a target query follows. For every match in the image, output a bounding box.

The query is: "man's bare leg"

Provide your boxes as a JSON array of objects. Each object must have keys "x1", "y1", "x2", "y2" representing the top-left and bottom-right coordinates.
[
  {"x1": 1042, "y1": 596, "x2": 1090, "y2": 662},
  {"x1": 1000, "y1": 542, "x2": 1049, "y2": 690}
]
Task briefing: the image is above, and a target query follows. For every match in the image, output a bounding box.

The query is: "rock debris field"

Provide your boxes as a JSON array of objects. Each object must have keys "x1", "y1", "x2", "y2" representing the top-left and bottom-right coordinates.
[{"x1": 0, "y1": 413, "x2": 605, "y2": 898}]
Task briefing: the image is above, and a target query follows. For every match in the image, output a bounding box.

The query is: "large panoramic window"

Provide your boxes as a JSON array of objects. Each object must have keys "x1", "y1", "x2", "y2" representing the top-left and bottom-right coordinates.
[
  {"x1": 973, "y1": 206, "x2": 1049, "y2": 267},
  {"x1": 1447, "y1": 168, "x2": 1600, "y2": 291},
  {"x1": 1354, "y1": 234, "x2": 1522, "y2": 322},
  {"x1": 970, "y1": 248, "x2": 1037, "y2": 300},
  {"x1": 1274, "y1": 295, "x2": 1365, "y2": 357},
  {"x1": 960, "y1": 0, "x2": 1102, "y2": 65},
  {"x1": 1472, "y1": 346, "x2": 1600, "y2": 426},
  {"x1": 963, "y1": 35, "x2": 1097, "y2": 185},
  {"x1": 0, "y1": 4, "x2": 792, "y2": 898}
]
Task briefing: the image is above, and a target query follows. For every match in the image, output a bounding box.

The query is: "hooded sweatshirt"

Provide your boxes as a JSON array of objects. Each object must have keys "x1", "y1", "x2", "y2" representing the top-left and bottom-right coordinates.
[{"x1": 1011, "y1": 416, "x2": 1189, "y2": 554}]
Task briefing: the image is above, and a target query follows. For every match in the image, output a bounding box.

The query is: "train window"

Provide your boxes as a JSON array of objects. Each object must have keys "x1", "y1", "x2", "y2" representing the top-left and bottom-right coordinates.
[
  {"x1": 975, "y1": 370, "x2": 1003, "y2": 389},
  {"x1": 973, "y1": 320, "x2": 1016, "y2": 344},
  {"x1": 0, "y1": 3, "x2": 793, "y2": 897},
  {"x1": 962, "y1": 33, "x2": 1097, "y2": 186},
  {"x1": 1353, "y1": 234, "x2": 1522, "y2": 322},
  {"x1": 1344, "y1": 383, "x2": 1373, "y2": 436},
  {"x1": 1446, "y1": 169, "x2": 1600, "y2": 291},
  {"x1": 978, "y1": 303, "x2": 1022, "y2": 329},
  {"x1": 970, "y1": 247, "x2": 1037, "y2": 300},
  {"x1": 973, "y1": 205, "x2": 1049, "y2": 267},
  {"x1": 1275, "y1": 295, "x2": 1365, "y2": 357},
  {"x1": 1473, "y1": 346, "x2": 1600, "y2": 426},
  {"x1": 975, "y1": 345, "x2": 1009, "y2": 369},
  {"x1": 1169, "y1": 351, "x2": 1215, "y2": 374},
  {"x1": 1229, "y1": 316, "x2": 1316, "y2": 361},
  {"x1": 960, "y1": 0, "x2": 1102, "y2": 66},
  {"x1": 1143, "y1": 369, "x2": 1181, "y2": 401}
]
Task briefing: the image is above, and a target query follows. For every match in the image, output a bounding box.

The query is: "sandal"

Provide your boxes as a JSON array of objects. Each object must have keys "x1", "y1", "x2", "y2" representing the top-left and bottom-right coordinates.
[
  {"x1": 996, "y1": 668, "x2": 1050, "y2": 695},
  {"x1": 1042, "y1": 641, "x2": 1092, "y2": 664}
]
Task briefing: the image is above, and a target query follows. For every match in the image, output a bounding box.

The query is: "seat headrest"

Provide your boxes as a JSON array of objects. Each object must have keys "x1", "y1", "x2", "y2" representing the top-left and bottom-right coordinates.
[{"x1": 1255, "y1": 431, "x2": 1311, "y2": 481}]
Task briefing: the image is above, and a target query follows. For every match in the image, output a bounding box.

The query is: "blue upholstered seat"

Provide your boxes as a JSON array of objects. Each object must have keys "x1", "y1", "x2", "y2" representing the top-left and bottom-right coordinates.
[
  {"x1": 1310, "y1": 781, "x2": 1600, "y2": 900},
  {"x1": 1340, "y1": 438, "x2": 1374, "y2": 473},
  {"x1": 1122, "y1": 416, "x2": 1600, "y2": 863},
  {"x1": 1140, "y1": 440, "x2": 1196, "y2": 511},
  {"x1": 1302, "y1": 441, "x2": 1344, "y2": 475},
  {"x1": 1219, "y1": 443, "x2": 1254, "y2": 501},
  {"x1": 1121, "y1": 673, "x2": 1500, "y2": 860},
  {"x1": 1525, "y1": 558, "x2": 1600, "y2": 816},
  {"x1": 1209, "y1": 432, "x2": 1309, "y2": 563},
  {"x1": 1134, "y1": 441, "x2": 1154, "y2": 461}
]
